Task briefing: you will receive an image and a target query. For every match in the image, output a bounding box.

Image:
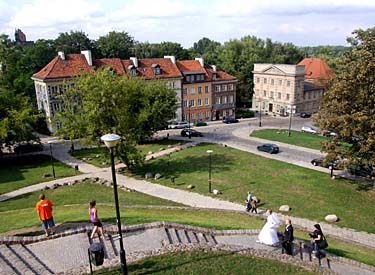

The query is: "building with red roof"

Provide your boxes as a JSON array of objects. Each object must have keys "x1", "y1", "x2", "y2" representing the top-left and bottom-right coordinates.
[
  {"x1": 32, "y1": 51, "x2": 236, "y2": 131},
  {"x1": 297, "y1": 58, "x2": 333, "y2": 87}
]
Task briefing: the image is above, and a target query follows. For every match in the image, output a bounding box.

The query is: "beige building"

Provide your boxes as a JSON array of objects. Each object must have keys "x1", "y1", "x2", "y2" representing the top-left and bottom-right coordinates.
[{"x1": 252, "y1": 63, "x2": 323, "y2": 115}]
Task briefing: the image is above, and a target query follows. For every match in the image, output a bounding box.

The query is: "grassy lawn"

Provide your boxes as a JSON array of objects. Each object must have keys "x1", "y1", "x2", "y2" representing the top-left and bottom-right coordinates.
[
  {"x1": 130, "y1": 143, "x2": 375, "y2": 233},
  {"x1": 251, "y1": 129, "x2": 328, "y2": 150},
  {"x1": 0, "y1": 154, "x2": 78, "y2": 194},
  {"x1": 1, "y1": 182, "x2": 374, "y2": 266},
  {"x1": 71, "y1": 139, "x2": 188, "y2": 168},
  {"x1": 88, "y1": 251, "x2": 319, "y2": 275}
]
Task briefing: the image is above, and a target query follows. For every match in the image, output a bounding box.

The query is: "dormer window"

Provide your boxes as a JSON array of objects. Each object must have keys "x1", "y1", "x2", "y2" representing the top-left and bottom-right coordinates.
[
  {"x1": 152, "y1": 64, "x2": 161, "y2": 75},
  {"x1": 212, "y1": 73, "x2": 217, "y2": 79},
  {"x1": 128, "y1": 65, "x2": 137, "y2": 76}
]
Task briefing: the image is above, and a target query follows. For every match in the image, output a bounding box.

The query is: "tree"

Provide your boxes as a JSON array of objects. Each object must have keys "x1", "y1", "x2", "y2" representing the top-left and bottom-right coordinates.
[
  {"x1": 316, "y1": 27, "x2": 375, "y2": 188},
  {"x1": 133, "y1": 41, "x2": 190, "y2": 60},
  {"x1": 55, "y1": 69, "x2": 177, "y2": 169},
  {"x1": 55, "y1": 30, "x2": 93, "y2": 54},
  {"x1": 97, "y1": 31, "x2": 135, "y2": 59}
]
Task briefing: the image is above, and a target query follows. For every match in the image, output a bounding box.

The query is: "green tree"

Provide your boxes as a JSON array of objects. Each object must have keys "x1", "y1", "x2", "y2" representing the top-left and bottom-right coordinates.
[
  {"x1": 97, "y1": 31, "x2": 135, "y2": 59},
  {"x1": 317, "y1": 27, "x2": 375, "y2": 189},
  {"x1": 55, "y1": 69, "x2": 177, "y2": 169},
  {"x1": 55, "y1": 30, "x2": 93, "y2": 54}
]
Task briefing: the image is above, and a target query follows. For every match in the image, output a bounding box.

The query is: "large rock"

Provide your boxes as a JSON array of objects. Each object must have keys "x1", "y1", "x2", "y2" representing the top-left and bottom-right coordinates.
[
  {"x1": 186, "y1": 184, "x2": 195, "y2": 189},
  {"x1": 213, "y1": 189, "x2": 221, "y2": 195},
  {"x1": 325, "y1": 214, "x2": 338, "y2": 222},
  {"x1": 279, "y1": 205, "x2": 291, "y2": 212},
  {"x1": 148, "y1": 151, "x2": 154, "y2": 155},
  {"x1": 145, "y1": 172, "x2": 154, "y2": 179},
  {"x1": 154, "y1": 173, "x2": 162, "y2": 180}
]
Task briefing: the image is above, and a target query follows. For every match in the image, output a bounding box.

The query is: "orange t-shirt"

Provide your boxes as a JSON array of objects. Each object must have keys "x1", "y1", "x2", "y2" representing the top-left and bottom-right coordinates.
[{"x1": 35, "y1": 199, "x2": 54, "y2": 221}]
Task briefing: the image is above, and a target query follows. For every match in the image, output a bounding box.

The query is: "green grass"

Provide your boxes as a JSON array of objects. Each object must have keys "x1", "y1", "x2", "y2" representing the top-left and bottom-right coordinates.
[
  {"x1": 71, "y1": 139, "x2": 188, "y2": 167},
  {"x1": 88, "y1": 251, "x2": 319, "y2": 275},
  {"x1": 130, "y1": 143, "x2": 375, "y2": 233},
  {"x1": 251, "y1": 129, "x2": 328, "y2": 150},
  {"x1": 0, "y1": 154, "x2": 78, "y2": 194}
]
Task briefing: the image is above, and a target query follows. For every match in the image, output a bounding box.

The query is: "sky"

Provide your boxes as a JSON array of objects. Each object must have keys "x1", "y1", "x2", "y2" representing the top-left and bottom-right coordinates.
[{"x1": 1, "y1": 0, "x2": 374, "y2": 48}]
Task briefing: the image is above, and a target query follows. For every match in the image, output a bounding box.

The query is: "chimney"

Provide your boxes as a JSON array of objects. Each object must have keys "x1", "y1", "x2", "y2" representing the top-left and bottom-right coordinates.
[
  {"x1": 130, "y1": 57, "x2": 138, "y2": 67},
  {"x1": 195, "y1": 57, "x2": 204, "y2": 67},
  {"x1": 212, "y1": 65, "x2": 217, "y2": 72},
  {"x1": 58, "y1": 51, "x2": 65, "y2": 60},
  {"x1": 81, "y1": 50, "x2": 92, "y2": 66},
  {"x1": 164, "y1": 55, "x2": 176, "y2": 64}
]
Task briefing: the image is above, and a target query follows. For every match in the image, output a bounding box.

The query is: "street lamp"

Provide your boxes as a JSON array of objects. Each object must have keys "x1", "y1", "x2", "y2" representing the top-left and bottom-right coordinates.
[
  {"x1": 207, "y1": 150, "x2": 213, "y2": 193},
  {"x1": 47, "y1": 141, "x2": 56, "y2": 178},
  {"x1": 188, "y1": 103, "x2": 192, "y2": 139},
  {"x1": 258, "y1": 102, "x2": 262, "y2": 127},
  {"x1": 288, "y1": 105, "x2": 296, "y2": 137},
  {"x1": 100, "y1": 133, "x2": 128, "y2": 275}
]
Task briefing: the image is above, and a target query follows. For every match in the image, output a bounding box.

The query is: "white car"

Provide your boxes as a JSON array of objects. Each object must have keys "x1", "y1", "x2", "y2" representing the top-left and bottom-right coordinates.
[
  {"x1": 301, "y1": 125, "x2": 318, "y2": 134},
  {"x1": 168, "y1": 121, "x2": 189, "y2": 129}
]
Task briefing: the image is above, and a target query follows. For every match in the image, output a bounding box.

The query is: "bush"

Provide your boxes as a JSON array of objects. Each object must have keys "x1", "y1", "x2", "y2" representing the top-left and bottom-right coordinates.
[{"x1": 235, "y1": 109, "x2": 255, "y2": 119}]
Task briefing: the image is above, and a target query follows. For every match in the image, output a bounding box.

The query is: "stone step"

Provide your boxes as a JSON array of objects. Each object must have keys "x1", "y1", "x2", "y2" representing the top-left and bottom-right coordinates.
[
  {"x1": 0, "y1": 244, "x2": 35, "y2": 275},
  {"x1": 11, "y1": 244, "x2": 54, "y2": 275},
  {"x1": 186, "y1": 231, "x2": 199, "y2": 243},
  {"x1": 175, "y1": 229, "x2": 189, "y2": 243},
  {"x1": 0, "y1": 247, "x2": 19, "y2": 275}
]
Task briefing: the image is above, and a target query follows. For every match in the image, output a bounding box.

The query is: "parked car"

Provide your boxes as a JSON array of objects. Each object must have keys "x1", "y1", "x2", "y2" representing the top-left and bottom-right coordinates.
[
  {"x1": 195, "y1": 121, "x2": 207, "y2": 127},
  {"x1": 300, "y1": 112, "x2": 312, "y2": 118},
  {"x1": 257, "y1": 144, "x2": 279, "y2": 154},
  {"x1": 322, "y1": 130, "x2": 337, "y2": 137},
  {"x1": 14, "y1": 143, "x2": 43, "y2": 154},
  {"x1": 311, "y1": 158, "x2": 339, "y2": 170},
  {"x1": 168, "y1": 121, "x2": 189, "y2": 129},
  {"x1": 301, "y1": 125, "x2": 318, "y2": 134},
  {"x1": 223, "y1": 117, "x2": 239, "y2": 124},
  {"x1": 181, "y1": 129, "x2": 203, "y2": 137},
  {"x1": 348, "y1": 164, "x2": 374, "y2": 179}
]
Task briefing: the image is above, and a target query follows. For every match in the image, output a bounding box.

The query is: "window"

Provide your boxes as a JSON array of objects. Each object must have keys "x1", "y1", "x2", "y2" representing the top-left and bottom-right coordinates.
[
  {"x1": 264, "y1": 78, "x2": 267, "y2": 84},
  {"x1": 257, "y1": 77, "x2": 260, "y2": 83},
  {"x1": 198, "y1": 112, "x2": 202, "y2": 119},
  {"x1": 263, "y1": 90, "x2": 267, "y2": 97},
  {"x1": 223, "y1": 110, "x2": 227, "y2": 117},
  {"x1": 270, "y1": 91, "x2": 274, "y2": 98},
  {"x1": 229, "y1": 95, "x2": 234, "y2": 103},
  {"x1": 287, "y1": 80, "x2": 291, "y2": 87},
  {"x1": 228, "y1": 109, "x2": 233, "y2": 116},
  {"x1": 205, "y1": 98, "x2": 209, "y2": 105},
  {"x1": 183, "y1": 88, "x2": 187, "y2": 95},
  {"x1": 205, "y1": 86, "x2": 209, "y2": 93},
  {"x1": 191, "y1": 113, "x2": 195, "y2": 120},
  {"x1": 205, "y1": 111, "x2": 210, "y2": 119},
  {"x1": 154, "y1": 67, "x2": 160, "y2": 75},
  {"x1": 222, "y1": 85, "x2": 227, "y2": 91},
  {"x1": 189, "y1": 99, "x2": 195, "y2": 107},
  {"x1": 223, "y1": 96, "x2": 227, "y2": 103},
  {"x1": 130, "y1": 68, "x2": 137, "y2": 76},
  {"x1": 278, "y1": 79, "x2": 282, "y2": 86},
  {"x1": 271, "y1": 79, "x2": 274, "y2": 85},
  {"x1": 183, "y1": 100, "x2": 188, "y2": 107},
  {"x1": 228, "y1": 84, "x2": 234, "y2": 91},
  {"x1": 216, "y1": 97, "x2": 221, "y2": 104},
  {"x1": 198, "y1": 99, "x2": 202, "y2": 106},
  {"x1": 198, "y1": 87, "x2": 202, "y2": 94},
  {"x1": 215, "y1": 85, "x2": 221, "y2": 92},
  {"x1": 278, "y1": 92, "x2": 281, "y2": 99},
  {"x1": 190, "y1": 87, "x2": 195, "y2": 94},
  {"x1": 286, "y1": 94, "x2": 290, "y2": 100}
]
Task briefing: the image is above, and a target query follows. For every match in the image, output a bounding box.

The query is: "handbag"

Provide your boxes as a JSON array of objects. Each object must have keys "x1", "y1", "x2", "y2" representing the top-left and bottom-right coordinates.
[{"x1": 317, "y1": 236, "x2": 328, "y2": 249}]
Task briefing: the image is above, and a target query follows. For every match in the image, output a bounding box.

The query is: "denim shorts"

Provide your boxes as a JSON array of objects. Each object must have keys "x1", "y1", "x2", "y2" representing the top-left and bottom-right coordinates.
[{"x1": 41, "y1": 218, "x2": 55, "y2": 230}]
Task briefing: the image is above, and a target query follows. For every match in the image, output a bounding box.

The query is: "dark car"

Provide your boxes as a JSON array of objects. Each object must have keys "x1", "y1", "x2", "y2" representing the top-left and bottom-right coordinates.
[
  {"x1": 311, "y1": 158, "x2": 339, "y2": 170},
  {"x1": 181, "y1": 129, "x2": 203, "y2": 137},
  {"x1": 195, "y1": 121, "x2": 207, "y2": 127},
  {"x1": 223, "y1": 117, "x2": 239, "y2": 124},
  {"x1": 348, "y1": 164, "x2": 374, "y2": 179},
  {"x1": 322, "y1": 130, "x2": 338, "y2": 137},
  {"x1": 300, "y1": 112, "x2": 312, "y2": 118},
  {"x1": 13, "y1": 143, "x2": 43, "y2": 154},
  {"x1": 257, "y1": 144, "x2": 279, "y2": 154}
]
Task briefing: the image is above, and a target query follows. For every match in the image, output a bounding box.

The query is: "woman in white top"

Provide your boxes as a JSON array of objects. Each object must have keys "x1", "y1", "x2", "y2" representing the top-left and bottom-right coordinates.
[{"x1": 257, "y1": 209, "x2": 281, "y2": 245}]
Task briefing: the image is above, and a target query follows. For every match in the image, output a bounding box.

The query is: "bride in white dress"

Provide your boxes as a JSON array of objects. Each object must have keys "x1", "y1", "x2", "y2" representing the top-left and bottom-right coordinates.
[{"x1": 257, "y1": 209, "x2": 281, "y2": 245}]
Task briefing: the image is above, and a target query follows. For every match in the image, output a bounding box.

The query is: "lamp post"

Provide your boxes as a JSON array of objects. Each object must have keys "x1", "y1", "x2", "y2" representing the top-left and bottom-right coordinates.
[
  {"x1": 288, "y1": 105, "x2": 296, "y2": 137},
  {"x1": 47, "y1": 141, "x2": 56, "y2": 178},
  {"x1": 100, "y1": 133, "x2": 128, "y2": 275},
  {"x1": 207, "y1": 150, "x2": 213, "y2": 193},
  {"x1": 188, "y1": 103, "x2": 192, "y2": 139},
  {"x1": 259, "y1": 102, "x2": 262, "y2": 127}
]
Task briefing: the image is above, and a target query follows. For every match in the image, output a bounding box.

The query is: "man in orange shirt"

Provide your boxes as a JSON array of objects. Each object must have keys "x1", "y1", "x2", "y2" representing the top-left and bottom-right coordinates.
[{"x1": 35, "y1": 193, "x2": 55, "y2": 237}]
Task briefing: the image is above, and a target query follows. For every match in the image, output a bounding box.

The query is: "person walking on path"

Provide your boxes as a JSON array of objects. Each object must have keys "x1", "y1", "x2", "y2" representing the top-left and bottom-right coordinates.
[
  {"x1": 282, "y1": 219, "x2": 294, "y2": 255},
  {"x1": 89, "y1": 200, "x2": 107, "y2": 240},
  {"x1": 35, "y1": 193, "x2": 55, "y2": 237},
  {"x1": 250, "y1": 196, "x2": 258, "y2": 214}
]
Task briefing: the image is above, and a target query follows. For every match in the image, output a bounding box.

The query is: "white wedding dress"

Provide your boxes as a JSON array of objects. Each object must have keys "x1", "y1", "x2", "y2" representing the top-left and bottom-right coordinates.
[{"x1": 257, "y1": 213, "x2": 281, "y2": 245}]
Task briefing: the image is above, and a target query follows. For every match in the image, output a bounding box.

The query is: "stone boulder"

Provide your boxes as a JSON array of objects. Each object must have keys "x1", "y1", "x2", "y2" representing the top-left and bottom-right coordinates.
[
  {"x1": 213, "y1": 189, "x2": 221, "y2": 195},
  {"x1": 325, "y1": 214, "x2": 338, "y2": 222},
  {"x1": 148, "y1": 151, "x2": 154, "y2": 155},
  {"x1": 145, "y1": 172, "x2": 154, "y2": 179},
  {"x1": 154, "y1": 173, "x2": 162, "y2": 180},
  {"x1": 279, "y1": 205, "x2": 291, "y2": 212},
  {"x1": 186, "y1": 184, "x2": 195, "y2": 189}
]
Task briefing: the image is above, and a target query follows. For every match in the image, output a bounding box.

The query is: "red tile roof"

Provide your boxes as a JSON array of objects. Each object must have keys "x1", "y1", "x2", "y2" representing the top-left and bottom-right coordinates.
[
  {"x1": 32, "y1": 54, "x2": 93, "y2": 79},
  {"x1": 93, "y1": 58, "x2": 126, "y2": 75},
  {"x1": 136, "y1": 58, "x2": 182, "y2": 79},
  {"x1": 205, "y1": 65, "x2": 237, "y2": 82},
  {"x1": 298, "y1": 58, "x2": 333, "y2": 80}
]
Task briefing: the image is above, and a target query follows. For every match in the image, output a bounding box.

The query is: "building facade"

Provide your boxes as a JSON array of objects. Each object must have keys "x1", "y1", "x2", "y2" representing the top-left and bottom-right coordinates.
[
  {"x1": 32, "y1": 51, "x2": 236, "y2": 131},
  {"x1": 252, "y1": 63, "x2": 324, "y2": 115}
]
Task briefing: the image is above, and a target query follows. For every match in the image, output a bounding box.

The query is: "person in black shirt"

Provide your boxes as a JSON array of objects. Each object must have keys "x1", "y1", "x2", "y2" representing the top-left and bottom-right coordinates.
[
  {"x1": 309, "y1": 223, "x2": 324, "y2": 258},
  {"x1": 282, "y1": 219, "x2": 294, "y2": 255}
]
